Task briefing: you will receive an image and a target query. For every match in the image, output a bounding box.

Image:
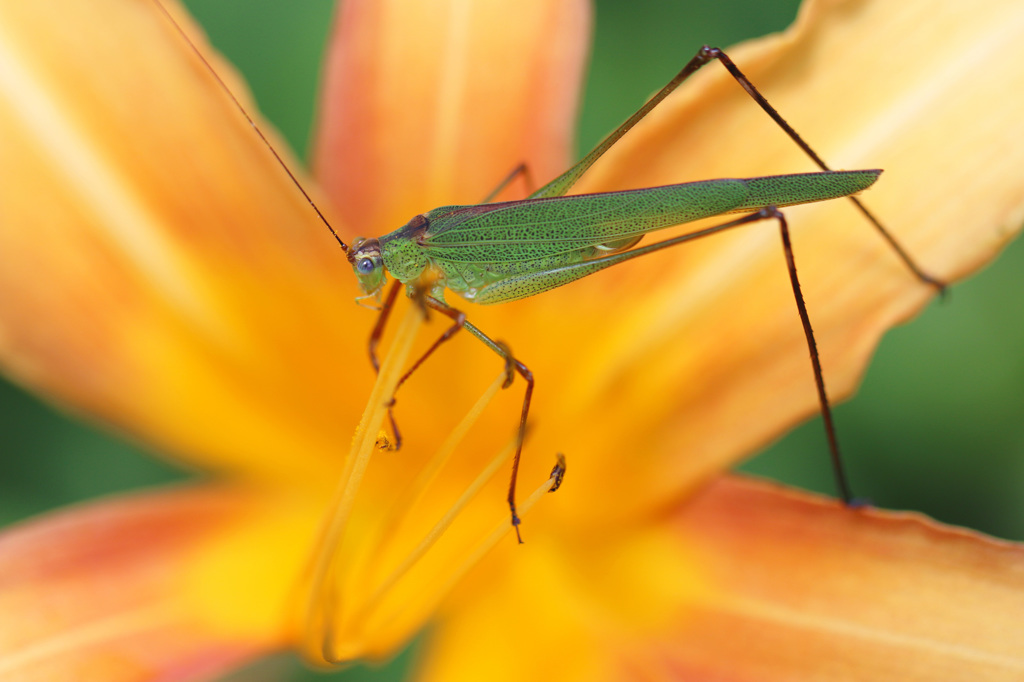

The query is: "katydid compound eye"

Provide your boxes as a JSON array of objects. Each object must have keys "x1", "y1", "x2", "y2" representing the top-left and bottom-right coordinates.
[{"x1": 357, "y1": 258, "x2": 375, "y2": 274}]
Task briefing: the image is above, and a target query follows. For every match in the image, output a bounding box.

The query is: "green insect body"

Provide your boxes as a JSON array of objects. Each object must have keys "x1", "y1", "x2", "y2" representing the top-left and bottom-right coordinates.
[
  {"x1": 329, "y1": 41, "x2": 935, "y2": 543},
  {"x1": 351, "y1": 169, "x2": 879, "y2": 305}
]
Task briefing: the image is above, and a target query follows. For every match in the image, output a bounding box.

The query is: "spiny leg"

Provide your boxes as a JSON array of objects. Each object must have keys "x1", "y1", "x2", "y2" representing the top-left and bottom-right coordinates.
[
  {"x1": 368, "y1": 279, "x2": 404, "y2": 449},
  {"x1": 532, "y1": 44, "x2": 942, "y2": 292},
  {"x1": 769, "y1": 207, "x2": 853, "y2": 503},
  {"x1": 423, "y1": 297, "x2": 535, "y2": 544},
  {"x1": 530, "y1": 48, "x2": 722, "y2": 199},
  {"x1": 367, "y1": 168, "x2": 533, "y2": 447},
  {"x1": 703, "y1": 47, "x2": 944, "y2": 292},
  {"x1": 503, "y1": 355, "x2": 533, "y2": 543},
  {"x1": 367, "y1": 278, "x2": 448, "y2": 450},
  {"x1": 368, "y1": 280, "x2": 403, "y2": 373},
  {"x1": 393, "y1": 299, "x2": 467, "y2": 398},
  {"x1": 481, "y1": 163, "x2": 536, "y2": 204},
  {"x1": 636, "y1": 207, "x2": 853, "y2": 502},
  {"x1": 496, "y1": 207, "x2": 854, "y2": 502}
]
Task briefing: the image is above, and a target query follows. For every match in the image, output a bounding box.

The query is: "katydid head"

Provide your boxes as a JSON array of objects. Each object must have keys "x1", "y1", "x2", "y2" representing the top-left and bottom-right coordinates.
[{"x1": 351, "y1": 237, "x2": 387, "y2": 297}]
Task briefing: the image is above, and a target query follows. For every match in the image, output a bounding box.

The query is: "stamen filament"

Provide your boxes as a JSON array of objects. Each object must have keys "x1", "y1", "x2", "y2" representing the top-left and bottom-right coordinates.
[
  {"x1": 373, "y1": 463, "x2": 564, "y2": 638},
  {"x1": 354, "y1": 437, "x2": 516, "y2": 628},
  {"x1": 301, "y1": 301, "x2": 422, "y2": 658},
  {"x1": 443, "y1": 464, "x2": 563, "y2": 592},
  {"x1": 370, "y1": 370, "x2": 507, "y2": 559}
]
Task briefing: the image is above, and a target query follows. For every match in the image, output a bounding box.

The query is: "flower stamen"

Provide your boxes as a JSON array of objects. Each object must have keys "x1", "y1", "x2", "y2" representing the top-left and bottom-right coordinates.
[
  {"x1": 369, "y1": 454, "x2": 567, "y2": 639},
  {"x1": 298, "y1": 295, "x2": 568, "y2": 662},
  {"x1": 354, "y1": 437, "x2": 516, "y2": 630},
  {"x1": 300, "y1": 301, "x2": 422, "y2": 658},
  {"x1": 370, "y1": 370, "x2": 507, "y2": 558}
]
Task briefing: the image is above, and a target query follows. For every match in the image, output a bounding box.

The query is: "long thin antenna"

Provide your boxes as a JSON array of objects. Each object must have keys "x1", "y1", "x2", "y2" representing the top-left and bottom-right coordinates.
[{"x1": 150, "y1": 0, "x2": 350, "y2": 255}]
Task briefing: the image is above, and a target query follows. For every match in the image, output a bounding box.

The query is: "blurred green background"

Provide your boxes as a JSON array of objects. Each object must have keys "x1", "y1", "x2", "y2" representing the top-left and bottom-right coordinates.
[{"x1": 2, "y1": 1, "x2": 1022, "y2": 679}]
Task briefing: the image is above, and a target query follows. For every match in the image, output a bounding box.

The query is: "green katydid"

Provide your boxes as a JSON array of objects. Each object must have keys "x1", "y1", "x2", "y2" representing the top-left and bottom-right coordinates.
[
  {"x1": 155, "y1": 4, "x2": 942, "y2": 543},
  {"x1": 344, "y1": 47, "x2": 943, "y2": 541}
]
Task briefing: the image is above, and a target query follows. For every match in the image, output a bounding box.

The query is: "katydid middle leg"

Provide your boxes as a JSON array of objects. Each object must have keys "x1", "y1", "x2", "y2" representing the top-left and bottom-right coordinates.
[
  {"x1": 422, "y1": 296, "x2": 535, "y2": 544},
  {"x1": 480, "y1": 163, "x2": 536, "y2": 204},
  {"x1": 378, "y1": 290, "x2": 535, "y2": 542}
]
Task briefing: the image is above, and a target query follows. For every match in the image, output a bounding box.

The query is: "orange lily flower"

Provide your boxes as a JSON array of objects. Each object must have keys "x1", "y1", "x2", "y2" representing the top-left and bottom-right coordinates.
[{"x1": 2, "y1": 1, "x2": 1024, "y2": 681}]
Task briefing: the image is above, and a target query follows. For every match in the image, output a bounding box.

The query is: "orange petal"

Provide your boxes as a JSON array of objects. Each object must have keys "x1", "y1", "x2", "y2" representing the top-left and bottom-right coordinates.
[
  {"x1": 463, "y1": 0, "x2": 1024, "y2": 524},
  {"x1": 0, "y1": 484, "x2": 320, "y2": 681},
  {"x1": 416, "y1": 477, "x2": 1024, "y2": 682},
  {"x1": 664, "y1": 477, "x2": 1024, "y2": 680},
  {"x1": 0, "y1": 0, "x2": 369, "y2": 482},
  {"x1": 314, "y1": 0, "x2": 591, "y2": 235}
]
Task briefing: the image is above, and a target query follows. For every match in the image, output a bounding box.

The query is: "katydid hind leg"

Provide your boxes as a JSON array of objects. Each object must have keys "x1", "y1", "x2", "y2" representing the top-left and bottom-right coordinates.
[
  {"x1": 706, "y1": 48, "x2": 943, "y2": 292},
  {"x1": 603, "y1": 206, "x2": 856, "y2": 504},
  {"x1": 771, "y1": 207, "x2": 854, "y2": 504},
  {"x1": 470, "y1": 206, "x2": 855, "y2": 502},
  {"x1": 614, "y1": 206, "x2": 856, "y2": 503},
  {"x1": 532, "y1": 43, "x2": 942, "y2": 292}
]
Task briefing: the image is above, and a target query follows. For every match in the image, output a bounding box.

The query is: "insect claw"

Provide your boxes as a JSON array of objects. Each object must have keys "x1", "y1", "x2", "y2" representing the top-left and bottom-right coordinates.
[
  {"x1": 374, "y1": 430, "x2": 398, "y2": 451},
  {"x1": 383, "y1": 400, "x2": 402, "y2": 451},
  {"x1": 548, "y1": 453, "x2": 567, "y2": 493},
  {"x1": 926, "y1": 274, "x2": 949, "y2": 299},
  {"x1": 511, "y1": 509, "x2": 524, "y2": 544},
  {"x1": 388, "y1": 425, "x2": 403, "y2": 451}
]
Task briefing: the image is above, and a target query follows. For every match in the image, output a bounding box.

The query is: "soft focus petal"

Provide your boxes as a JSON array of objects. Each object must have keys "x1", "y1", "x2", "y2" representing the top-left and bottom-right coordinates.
[
  {"x1": 418, "y1": 477, "x2": 1024, "y2": 682},
  {"x1": 0, "y1": 0, "x2": 368, "y2": 482},
  {"x1": 0, "y1": 484, "x2": 320, "y2": 681},
  {"x1": 314, "y1": 0, "x2": 591, "y2": 234},
  {"x1": 459, "y1": 0, "x2": 1024, "y2": 525}
]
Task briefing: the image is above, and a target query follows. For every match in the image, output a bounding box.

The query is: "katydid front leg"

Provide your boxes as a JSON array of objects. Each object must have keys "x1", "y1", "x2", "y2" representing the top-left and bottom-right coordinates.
[{"x1": 369, "y1": 163, "x2": 535, "y2": 450}]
